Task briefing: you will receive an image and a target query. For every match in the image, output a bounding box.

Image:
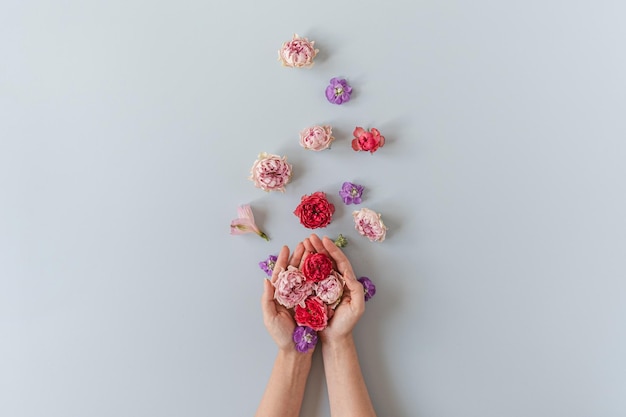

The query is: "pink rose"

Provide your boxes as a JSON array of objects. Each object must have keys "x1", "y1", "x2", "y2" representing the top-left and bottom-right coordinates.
[
  {"x1": 351, "y1": 127, "x2": 385, "y2": 154},
  {"x1": 250, "y1": 152, "x2": 292, "y2": 192},
  {"x1": 315, "y1": 271, "x2": 344, "y2": 308},
  {"x1": 273, "y1": 266, "x2": 315, "y2": 309},
  {"x1": 278, "y1": 34, "x2": 319, "y2": 68},
  {"x1": 353, "y1": 207, "x2": 387, "y2": 242},
  {"x1": 299, "y1": 125, "x2": 334, "y2": 151}
]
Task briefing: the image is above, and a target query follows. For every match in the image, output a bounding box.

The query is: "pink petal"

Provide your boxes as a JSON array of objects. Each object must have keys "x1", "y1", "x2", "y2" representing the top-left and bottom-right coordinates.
[{"x1": 353, "y1": 127, "x2": 365, "y2": 137}]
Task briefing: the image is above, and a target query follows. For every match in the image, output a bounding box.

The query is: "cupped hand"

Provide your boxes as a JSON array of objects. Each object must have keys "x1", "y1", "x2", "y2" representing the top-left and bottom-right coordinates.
[
  {"x1": 261, "y1": 242, "x2": 306, "y2": 351},
  {"x1": 302, "y1": 234, "x2": 365, "y2": 343}
]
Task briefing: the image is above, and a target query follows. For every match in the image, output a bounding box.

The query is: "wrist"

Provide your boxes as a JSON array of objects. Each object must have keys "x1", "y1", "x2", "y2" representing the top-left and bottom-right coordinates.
[{"x1": 320, "y1": 333, "x2": 354, "y2": 350}]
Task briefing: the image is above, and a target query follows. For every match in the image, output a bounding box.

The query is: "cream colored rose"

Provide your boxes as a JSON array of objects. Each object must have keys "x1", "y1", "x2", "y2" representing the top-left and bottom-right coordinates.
[
  {"x1": 353, "y1": 208, "x2": 387, "y2": 242},
  {"x1": 278, "y1": 34, "x2": 318, "y2": 68},
  {"x1": 249, "y1": 152, "x2": 292, "y2": 192},
  {"x1": 299, "y1": 125, "x2": 334, "y2": 151}
]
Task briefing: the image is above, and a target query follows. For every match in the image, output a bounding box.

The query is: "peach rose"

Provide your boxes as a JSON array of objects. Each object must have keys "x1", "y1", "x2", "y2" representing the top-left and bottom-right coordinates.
[
  {"x1": 249, "y1": 152, "x2": 292, "y2": 192},
  {"x1": 353, "y1": 207, "x2": 387, "y2": 242},
  {"x1": 299, "y1": 125, "x2": 334, "y2": 151},
  {"x1": 278, "y1": 34, "x2": 318, "y2": 68}
]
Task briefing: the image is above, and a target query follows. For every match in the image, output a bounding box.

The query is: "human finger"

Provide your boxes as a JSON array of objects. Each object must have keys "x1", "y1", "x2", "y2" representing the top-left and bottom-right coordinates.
[
  {"x1": 302, "y1": 237, "x2": 315, "y2": 254},
  {"x1": 308, "y1": 233, "x2": 329, "y2": 255},
  {"x1": 289, "y1": 242, "x2": 305, "y2": 268},
  {"x1": 321, "y1": 236, "x2": 354, "y2": 277},
  {"x1": 261, "y1": 279, "x2": 277, "y2": 323},
  {"x1": 271, "y1": 245, "x2": 290, "y2": 284}
]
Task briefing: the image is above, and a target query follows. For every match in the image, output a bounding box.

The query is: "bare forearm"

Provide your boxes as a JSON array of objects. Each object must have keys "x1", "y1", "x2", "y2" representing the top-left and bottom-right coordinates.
[
  {"x1": 322, "y1": 335, "x2": 376, "y2": 417},
  {"x1": 255, "y1": 350, "x2": 313, "y2": 417}
]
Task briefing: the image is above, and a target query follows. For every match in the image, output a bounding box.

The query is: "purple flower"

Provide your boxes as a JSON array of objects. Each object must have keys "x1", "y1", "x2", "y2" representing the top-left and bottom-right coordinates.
[
  {"x1": 325, "y1": 77, "x2": 352, "y2": 105},
  {"x1": 259, "y1": 254, "x2": 278, "y2": 276},
  {"x1": 339, "y1": 181, "x2": 364, "y2": 205},
  {"x1": 293, "y1": 326, "x2": 318, "y2": 353},
  {"x1": 357, "y1": 277, "x2": 376, "y2": 301}
]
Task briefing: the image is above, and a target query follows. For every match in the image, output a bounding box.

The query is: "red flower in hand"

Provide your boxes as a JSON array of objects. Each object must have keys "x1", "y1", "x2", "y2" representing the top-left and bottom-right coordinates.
[
  {"x1": 294, "y1": 191, "x2": 335, "y2": 229},
  {"x1": 351, "y1": 127, "x2": 385, "y2": 154},
  {"x1": 294, "y1": 297, "x2": 329, "y2": 331},
  {"x1": 302, "y1": 253, "x2": 333, "y2": 283}
]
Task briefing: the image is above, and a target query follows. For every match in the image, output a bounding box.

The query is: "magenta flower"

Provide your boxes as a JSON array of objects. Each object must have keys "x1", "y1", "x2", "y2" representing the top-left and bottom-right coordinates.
[
  {"x1": 325, "y1": 77, "x2": 352, "y2": 105},
  {"x1": 259, "y1": 255, "x2": 278, "y2": 276},
  {"x1": 230, "y1": 204, "x2": 269, "y2": 241},
  {"x1": 357, "y1": 277, "x2": 376, "y2": 301},
  {"x1": 293, "y1": 326, "x2": 318, "y2": 353},
  {"x1": 339, "y1": 182, "x2": 364, "y2": 205}
]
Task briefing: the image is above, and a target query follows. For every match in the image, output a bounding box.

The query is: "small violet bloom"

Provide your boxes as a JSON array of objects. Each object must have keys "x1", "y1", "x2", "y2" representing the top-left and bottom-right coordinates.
[
  {"x1": 230, "y1": 204, "x2": 269, "y2": 241},
  {"x1": 259, "y1": 254, "x2": 278, "y2": 276},
  {"x1": 293, "y1": 326, "x2": 318, "y2": 353},
  {"x1": 334, "y1": 234, "x2": 348, "y2": 248},
  {"x1": 339, "y1": 182, "x2": 364, "y2": 205},
  {"x1": 358, "y1": 277, "x2": 376, "y2": 301},
  {"x1": 325, "y1": 77, "x2": 352, "y2": 105}
]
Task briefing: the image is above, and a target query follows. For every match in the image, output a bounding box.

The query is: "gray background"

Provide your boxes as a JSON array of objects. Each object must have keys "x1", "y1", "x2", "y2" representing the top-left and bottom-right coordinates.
[{"x1": 1, "y1": 0, "x2": 625, "y2": 416}]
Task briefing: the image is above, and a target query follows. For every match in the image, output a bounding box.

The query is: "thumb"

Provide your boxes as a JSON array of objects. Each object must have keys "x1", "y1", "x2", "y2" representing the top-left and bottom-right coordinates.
[
  {"x1": 262, "y1": 279, "x2": 277, "y2": 320},
  {"x1": 342, "y1": 269, "x2": 365, "y2": 309}
]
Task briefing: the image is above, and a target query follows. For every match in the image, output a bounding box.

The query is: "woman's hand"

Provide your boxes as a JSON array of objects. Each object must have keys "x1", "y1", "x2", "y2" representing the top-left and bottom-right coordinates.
[
  {"x1": 261, "y1": 242, "x2": 306, "y2": 351},
  {"x1": 302, "y1": 234, "x2": 365, "y2": 344}
]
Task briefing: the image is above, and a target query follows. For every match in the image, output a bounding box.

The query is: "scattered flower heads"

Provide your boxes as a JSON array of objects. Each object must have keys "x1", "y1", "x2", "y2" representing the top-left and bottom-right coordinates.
[
  {"x1": 278, "y1": 34, "x2": 319, "y2": 68},
  {"x1": 352, "y1": 127, "x2": 385, "y2": 154},
  {"x1": 293, "y1": 326, "x2": 318, "y2": 353},
  {"x1": 250, "y1": 152, "x2": 292, "y2": 192},
  {"x1": 325, "y1": 77, "x2": 352, "y2": 105},
  {"x1": 230, "y1": 205, "x2": 269, "y2": 241},
  {"x1": 339, "y1": 181, "x2": 364, "y2": 205},
  {"x1": 353, "y1": 207, "x2": 387, "y2": 242},
  {"x1": 357, "y1": 276, "x2": 377, "y2": 301},
  {"x1": 259, "y1": 254, "x2": 278, "y2": 276},
  {"x1": 334, "y1": 234, "x2": 348, "y2": 248},
  {"x1": 294, "y1": 191, "x2": 335, "y2": 229},
  {"x1": 299, "y1": 125, "x2": 334, "y2": 151}
]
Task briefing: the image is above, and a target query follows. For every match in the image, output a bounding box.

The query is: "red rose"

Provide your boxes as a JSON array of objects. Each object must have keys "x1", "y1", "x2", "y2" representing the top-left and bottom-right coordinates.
[
  {"x1": 294, "y1": 297, "x2": 329, "y2": 331},
  {"x1": 351, "y1": 127, "x2": 385, "y2": 153},
  {"x1": 302, "y1": 253, "x2": 333, "y2": 283},
  {"x1": 294, "y1": 191, "x2": 335, "y2": 229}
]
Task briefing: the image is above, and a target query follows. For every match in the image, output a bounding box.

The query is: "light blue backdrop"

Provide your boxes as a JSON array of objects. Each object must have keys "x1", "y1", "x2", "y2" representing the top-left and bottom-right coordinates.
[{"x1": 1, "y1": 1, "x2": 625, "y2": 416}]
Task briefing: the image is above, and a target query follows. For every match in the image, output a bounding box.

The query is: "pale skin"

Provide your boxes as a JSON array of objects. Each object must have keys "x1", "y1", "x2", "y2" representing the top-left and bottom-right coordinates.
[{"x1": 255, "y1": 234, "x2": 377, "y2": 417}]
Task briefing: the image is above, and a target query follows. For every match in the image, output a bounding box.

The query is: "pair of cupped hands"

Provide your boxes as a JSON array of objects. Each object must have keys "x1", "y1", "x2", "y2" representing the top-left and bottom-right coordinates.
[{"x1": 262, "y1": 234, "x2": 366, "y2": 352}]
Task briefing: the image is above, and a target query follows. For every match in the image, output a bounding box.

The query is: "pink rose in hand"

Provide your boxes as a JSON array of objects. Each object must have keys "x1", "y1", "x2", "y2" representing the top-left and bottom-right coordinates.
[
  {"x1": 273, "y1": 266, "x2": 315, "y2": 309},
  {"x1": 299, "y1": 125, "x2": 334, "y2": 151},
  {"x1": 353, "y1": 207, "x2": 387, "y2": 242},
  {"x1": 315, "y1": 271, "x2": 344, "y2": 308},
  {"x1": 250, "y1": 152, "x2": 292, "y2": 192},
  {"x1": 278, "y1": 34, "x2": 319, "y2": 68}
]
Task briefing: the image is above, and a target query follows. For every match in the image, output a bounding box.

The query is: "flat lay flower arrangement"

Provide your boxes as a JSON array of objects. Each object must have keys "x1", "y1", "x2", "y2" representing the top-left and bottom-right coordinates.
[{"x1": 230, "y1": 33, "x2": 385, "y2": 352}]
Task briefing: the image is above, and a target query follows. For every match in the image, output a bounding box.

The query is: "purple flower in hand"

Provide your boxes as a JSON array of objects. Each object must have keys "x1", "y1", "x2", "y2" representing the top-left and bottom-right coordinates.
[
  {"x1": 339, "y1": 182, "x2": 364, "y2": 205},
  {"x1": 259, "y1": 254, "x2": 278, "y2": 276},
  {"x1": 325, "y1": 77, "x2": 352, "y2": 105},
  {"x1": 293, "y1": 326, "x2": 318, "y2": 353},
  {"x1": 357, "y1": 277, "x2": 376, "y2": 301}
]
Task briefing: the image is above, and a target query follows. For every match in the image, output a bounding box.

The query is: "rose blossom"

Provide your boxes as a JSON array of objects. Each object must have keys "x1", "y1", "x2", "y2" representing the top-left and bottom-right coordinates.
[
  {"x1": 299, "y1": 125, "x2": 334, "y2": 151},
  {"x1": 351, "y1": 127, "x2": 385, "y2": 154},
  {"x1": 278, "y1": 34, "x2": 318, "y2": 68},
  {"x1": 294, "y1": 191, "x2": 335, "y2": 229},
  {"x1": 302, "y1": 252, "x2": 333, "y2": 283},
  {"x1": 315, "y1": 271, "x2": 344, "y2": 308},
  {"x1": 249, "y1": 152, "x2": 292, "y2": 192},
  {"x1": 353, "y1": 207, "x2": 387, "y2": 242},
  {"x1": 294, "y1": 296, "x2": 329, "y2": 331},
  {"x1": 273, "y1": 266, "x2": 315, "y2": 309}
]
